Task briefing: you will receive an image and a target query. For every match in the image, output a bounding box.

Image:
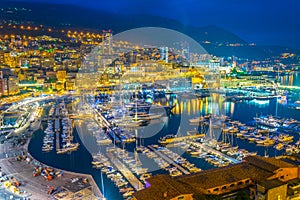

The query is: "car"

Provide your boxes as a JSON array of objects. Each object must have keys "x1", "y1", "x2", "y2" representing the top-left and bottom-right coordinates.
[{"x1": 0, "y1": 175, "x2": 8, "y2": 182}]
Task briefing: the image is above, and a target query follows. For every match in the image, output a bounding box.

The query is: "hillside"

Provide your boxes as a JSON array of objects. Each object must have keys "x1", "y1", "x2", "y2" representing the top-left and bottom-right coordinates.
[{"x1": 1, "y1": 1, "x2": 299, "y2": 59}]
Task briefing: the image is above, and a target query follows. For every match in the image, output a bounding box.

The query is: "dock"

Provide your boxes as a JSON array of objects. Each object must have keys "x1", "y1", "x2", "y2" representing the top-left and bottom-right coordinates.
[
  {"x1": 147, "y1": 145, "x2": 190, "y2": 175},
  {"x1": 55, "y1": 118, "x2": 60, "y2": 151},
  {"x1": 192, "y1": 142, "x2": 240, "y2": 164},
  {"x1": 106, "y1": 152, "x2": 144, "y2": 191}
]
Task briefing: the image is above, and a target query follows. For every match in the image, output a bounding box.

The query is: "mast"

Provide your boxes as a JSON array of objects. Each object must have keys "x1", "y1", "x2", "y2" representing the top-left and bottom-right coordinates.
[
  {"x1": 209, "y1": 117, "x2": 213, "y2": 140},
  {"x1": 100, "y1": 169, "x2": 105, "y2": 198}
]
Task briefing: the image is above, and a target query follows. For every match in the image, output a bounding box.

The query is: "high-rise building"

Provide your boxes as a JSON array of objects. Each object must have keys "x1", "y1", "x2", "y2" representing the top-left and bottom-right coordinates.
[
  {"x1": 101, "y1": 30, "x2": 113, "y2": 55},
  {"x1": 160, "y1": 47, "x2": 168, "y2": 63},
  {"x1": 0, "y1": 71, "x2": 4, "y2": 96},
  {"x1": 7, "y1": 76, "x2": 19, "y2": 95}
]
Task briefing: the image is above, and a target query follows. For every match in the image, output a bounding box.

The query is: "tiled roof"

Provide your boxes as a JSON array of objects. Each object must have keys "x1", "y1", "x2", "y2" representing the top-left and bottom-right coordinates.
[
  {"x1": 133, "y1": 174, "x2": 195, "y2": 200},
  {"x1": 244, "y1": 156, "x2": 295, "y2": 172},
  {"x1": 179, "y1": 162, "x2": 272, "y2": 189},
  {"x1": 134, "y1": 156, "x2": 297, "y2": 199},
  {"x1": 258, "y1": 179, "x2": 286, "y2": 190}
]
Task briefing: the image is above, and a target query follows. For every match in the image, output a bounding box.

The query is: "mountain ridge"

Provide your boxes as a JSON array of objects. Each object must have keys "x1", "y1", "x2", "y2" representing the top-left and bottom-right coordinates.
[{"x1": 1, "y1": 1, "x2": 299, "y2": 59}]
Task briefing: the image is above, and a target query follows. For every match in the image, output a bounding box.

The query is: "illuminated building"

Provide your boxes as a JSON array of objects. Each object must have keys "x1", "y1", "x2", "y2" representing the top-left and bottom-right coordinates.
[
  {"x1": 0, "y1": 71, "x2": 4, "y2": 96},
  {"x1": 7, "y1": 76, "x2": 19, "y2": 95},
  {"x1": 0, "y1": 51, "x2": 4, "y2": 64},
  {"x1": 45, "y1": 71, "x2": 57, "y2": 81},
  {"x1": 4, "y1": 52, "x2": 18, "y2": 68},
  {"x1": 160, "y1": 47, "x2": 168, "y2": 63},
  {"x1": 66, "y1": 79, "x2": 75, "y2": 91},
  {"x1": 41, "y1": 57, "x2": 55, "y2": 69},
  {"x1": 36, "y1": 76, "x2": 45, "y2": 84},
  {"x1": 56, "y1": 70, "x2": 67, "y2": 82},
  {"x1": 101, "y1": 30, "x2": 113, "y2": 55},
  {"x1": 55, "y1": 81, "x2": 64, "y2": 91}
]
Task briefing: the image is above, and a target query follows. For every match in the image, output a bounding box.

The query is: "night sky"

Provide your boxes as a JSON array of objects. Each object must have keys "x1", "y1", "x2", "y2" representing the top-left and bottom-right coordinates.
[{"x1": 7, "y1": 0, "x2": 300, "y2": 49}]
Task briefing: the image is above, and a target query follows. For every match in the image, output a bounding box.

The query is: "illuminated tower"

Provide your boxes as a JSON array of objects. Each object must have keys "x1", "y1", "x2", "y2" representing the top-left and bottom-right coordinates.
[
  {"x1": 101, "y1": 30, "x2": 113, "y2": 55},
  {"x1": 160, "y1": 47, "x2": 168, "y2": 63},
  {"x1": 181, "y1": 41, "x2": 190, "y2": 61}
]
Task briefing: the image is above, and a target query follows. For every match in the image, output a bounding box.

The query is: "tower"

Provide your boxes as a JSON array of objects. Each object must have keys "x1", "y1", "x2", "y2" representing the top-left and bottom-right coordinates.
[
  {"x1": 181, "y1": 41, "x2": 190, "y2": 61},
  {"x1": 160, "y1": 47, "x2": 168, "y2": 63},
  {"x1": 101, "y1": 30, "x2": 113, "y2": 55}
]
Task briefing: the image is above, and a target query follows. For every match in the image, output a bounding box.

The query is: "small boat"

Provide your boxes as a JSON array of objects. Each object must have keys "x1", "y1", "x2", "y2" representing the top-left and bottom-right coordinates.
[
  {"x1": 274, "y1": 143, "x2": 284, "y2": 150},
  {"x1": 140, "y1": 173, "x2": 151, "y2": 180}
]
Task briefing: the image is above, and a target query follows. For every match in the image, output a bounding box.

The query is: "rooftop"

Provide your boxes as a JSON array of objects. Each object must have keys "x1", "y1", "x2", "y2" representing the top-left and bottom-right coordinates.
[
  {"x1": 258, "y1": 179, "x2": 286, "y2": 190},
  {"x1": 244, "y1": 156, "x2": 295, "y2": 172},
  {"x1": 179, "y1": 162, "x2": 272, "y2": 190},
  {"x1": 133, "y1": 174, "x2": 195, "y2": 200},
  {"x1": 134, "y1": 156, "x2": 298, "y2": 200}
]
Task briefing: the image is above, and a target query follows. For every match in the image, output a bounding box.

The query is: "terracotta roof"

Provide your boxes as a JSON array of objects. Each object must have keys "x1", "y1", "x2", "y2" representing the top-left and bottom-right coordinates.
[
  {"x1": 178, "y1": 162, "x2": 272, "y2": 190},
  {"x1": 134, "y1": 156, "x2": 297, "y2": 199},
  {"x1": 133, "y1": 174, "x2": 195, "y2": 200},
  {"x1": 244, "y1": 156, "x2": 295, "y2": 172},
  {"x1": 258, "y1": 179, "x2": 286, "y2": 190}
]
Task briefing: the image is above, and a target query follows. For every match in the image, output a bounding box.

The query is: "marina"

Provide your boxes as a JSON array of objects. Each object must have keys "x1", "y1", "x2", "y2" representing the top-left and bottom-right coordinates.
[
  {"x1": 24, "y1": 91, "x2": 300, "y2": 200},
  {"x1": 17, "y1": 72, "x2": 300, "y2": 200}
]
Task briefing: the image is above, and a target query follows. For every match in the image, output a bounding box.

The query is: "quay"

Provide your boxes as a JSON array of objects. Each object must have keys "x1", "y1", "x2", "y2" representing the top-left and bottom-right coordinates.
[
  {"x1": 106, "y1": 151, "x2": 144, "y2": 191},
  {"x1": 192, "y1": 142, "x2": 240, "y2": 164},
  {"x1": 147, "y1": 145, "x2": 190, "y2": 175},
  {"x1": 55, "y1": 118, "x2": 60, "y2": 132},
  {"x1": 0, "y1": 156, "x2": 103, "y2": 200}
]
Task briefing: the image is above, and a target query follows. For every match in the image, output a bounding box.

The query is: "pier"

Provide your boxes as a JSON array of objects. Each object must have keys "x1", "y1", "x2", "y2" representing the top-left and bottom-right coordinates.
[
  {"x1": 106, "y1": 152, "x2": 144, "y2": 191},
  {"x1": 55, "y1": 118, "x2": 60, "y2": 150},
  {"x1": 192, "y1": 142, "x2": 240, "y2": 164},
  {"x1": 278, "y1": 85, "x2": 300, "y2": 91},
  {"x1": 147, "y1": 145, "x2": 190, "y2": 175}
]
